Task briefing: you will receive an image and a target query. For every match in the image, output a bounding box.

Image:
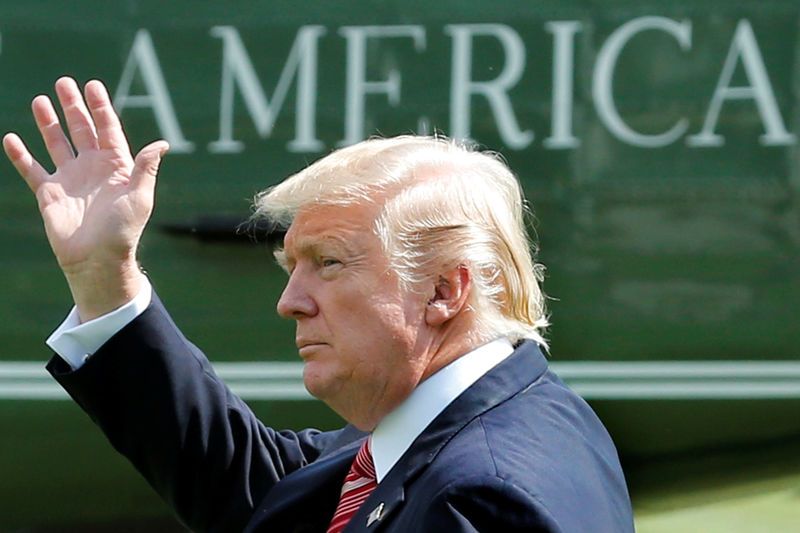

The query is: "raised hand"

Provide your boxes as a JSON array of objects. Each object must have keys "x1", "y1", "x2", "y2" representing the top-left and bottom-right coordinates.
[{"x1": 3, "y1": 77, "x2": 169, "y2": 321}]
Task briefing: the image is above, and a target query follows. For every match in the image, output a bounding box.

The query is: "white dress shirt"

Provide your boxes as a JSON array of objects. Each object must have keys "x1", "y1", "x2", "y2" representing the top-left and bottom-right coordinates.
[
  {"x1": 370, "y1": 337, "x2": 513, "y2": 481},
  {"x1": 46, "y1": 278, "x2": 153, "y2": 369},
  {"x1": 46, "y1": 281, "x2": 515, "y2": 482}
]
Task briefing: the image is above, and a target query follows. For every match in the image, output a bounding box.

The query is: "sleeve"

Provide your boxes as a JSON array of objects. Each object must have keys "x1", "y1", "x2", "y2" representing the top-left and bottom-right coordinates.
[{"x1": 46, "y1": 290, "x2": 336, "y2": 533}]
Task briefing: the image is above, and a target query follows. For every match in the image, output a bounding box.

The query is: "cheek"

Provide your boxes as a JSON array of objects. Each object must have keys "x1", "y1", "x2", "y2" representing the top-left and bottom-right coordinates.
[
  {"x1": 370, "y1": 299, "x2": 426, "y2": 351},
  {"x1": 326, "y1": 276, "x2": 426, "y2": 354}
]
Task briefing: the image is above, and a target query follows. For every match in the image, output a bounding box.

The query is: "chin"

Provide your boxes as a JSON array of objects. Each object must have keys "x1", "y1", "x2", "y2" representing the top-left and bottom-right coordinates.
[{"x1": 301, "y1": 363, "x2": 337, "y2": 401}]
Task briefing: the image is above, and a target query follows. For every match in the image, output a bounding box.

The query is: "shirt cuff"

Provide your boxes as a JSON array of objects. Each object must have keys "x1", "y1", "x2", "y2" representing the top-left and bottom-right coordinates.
[{"x1": 46, "y1": 278, "x2": 153, "y2": 370}]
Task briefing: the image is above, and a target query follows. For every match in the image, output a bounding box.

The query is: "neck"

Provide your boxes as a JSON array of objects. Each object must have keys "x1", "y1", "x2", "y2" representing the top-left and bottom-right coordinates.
[
  {"x1": 345, "y1": 315, "x2": 487, "y2": 431},
  {"x1": 419, "y1": 313, "x2": 488, "y2": 383}
]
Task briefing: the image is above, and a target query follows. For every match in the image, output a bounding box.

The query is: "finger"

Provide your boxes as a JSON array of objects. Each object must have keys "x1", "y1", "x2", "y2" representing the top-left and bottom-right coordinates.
[
  {"x1": 32, "y1": 94, "x2": 75, "y2": 167},
  {"x1": 84, "y1": 79, "x2": 129, "y2": 151},
  {"x1": 3, "y1": 132, "x2": 50, "y2": 192},
  {"x1": 55, "y1": 76, "x2": 98, "y2": 152},
  {"x1": 131, "y1": 140, "x2": 170, "y2": 188}
]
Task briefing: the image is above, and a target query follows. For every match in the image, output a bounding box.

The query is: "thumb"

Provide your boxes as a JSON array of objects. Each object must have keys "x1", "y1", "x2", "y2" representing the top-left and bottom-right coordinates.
[{"x1": 131, "y1": 140, "x2": 170, "y2": 187}]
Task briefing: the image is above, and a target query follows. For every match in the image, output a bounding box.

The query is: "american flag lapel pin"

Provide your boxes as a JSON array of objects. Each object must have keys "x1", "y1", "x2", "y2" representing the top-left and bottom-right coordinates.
[{"x1": 366, "y1": 502, "x2": 385, "y2": 527}]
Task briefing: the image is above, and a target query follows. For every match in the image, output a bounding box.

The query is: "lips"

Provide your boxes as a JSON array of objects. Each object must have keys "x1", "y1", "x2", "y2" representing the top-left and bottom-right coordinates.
[
  {"x1": 296, "y1": 339, "x2": 327, "y2": 358},
  {"x1": 296, "y1": 338, "x2": 321, "y2": 349}
]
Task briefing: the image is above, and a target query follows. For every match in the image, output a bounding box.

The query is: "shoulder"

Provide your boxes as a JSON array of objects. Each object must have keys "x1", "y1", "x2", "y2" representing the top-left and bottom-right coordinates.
[
  {"x1": 408, "y1": 375, "x2": 634, "y2": 532},
  {"x1": 410, "y1": 471, "x2": 563, "y2": 531}
]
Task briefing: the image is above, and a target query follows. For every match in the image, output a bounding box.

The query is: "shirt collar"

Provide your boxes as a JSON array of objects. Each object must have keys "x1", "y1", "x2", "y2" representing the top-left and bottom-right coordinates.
[{"x1": 370, "y1": 337, "x2": 514, "y2": 482}]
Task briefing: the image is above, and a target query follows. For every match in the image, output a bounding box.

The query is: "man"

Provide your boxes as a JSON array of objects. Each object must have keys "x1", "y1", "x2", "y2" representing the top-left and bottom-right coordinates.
[{"x1": 4, "y1": 77, "x2": 634, "y2": 532}]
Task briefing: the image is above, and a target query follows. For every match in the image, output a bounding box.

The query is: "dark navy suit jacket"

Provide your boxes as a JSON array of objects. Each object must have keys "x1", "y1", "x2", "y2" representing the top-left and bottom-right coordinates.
[{"x1": 48, "y1": 293, "x2": 634, "y2": 532}]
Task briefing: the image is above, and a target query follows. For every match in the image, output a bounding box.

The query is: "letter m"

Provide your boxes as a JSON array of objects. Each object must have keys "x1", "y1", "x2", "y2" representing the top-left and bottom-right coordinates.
[{"x1": 208, "y1": 25, "x2": 326, "y2": 153}]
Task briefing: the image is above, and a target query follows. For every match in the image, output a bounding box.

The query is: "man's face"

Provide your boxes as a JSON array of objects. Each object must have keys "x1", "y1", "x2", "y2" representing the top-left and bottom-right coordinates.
[{"x1": 276, "y1": 202, "x2": 431, "y2": 430}]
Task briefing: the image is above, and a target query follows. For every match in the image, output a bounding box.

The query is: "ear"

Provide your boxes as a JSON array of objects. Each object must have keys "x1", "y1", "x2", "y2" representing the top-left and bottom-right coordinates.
[{"x1": 425, "y1": 265, "x2": 472, "y2": 327}]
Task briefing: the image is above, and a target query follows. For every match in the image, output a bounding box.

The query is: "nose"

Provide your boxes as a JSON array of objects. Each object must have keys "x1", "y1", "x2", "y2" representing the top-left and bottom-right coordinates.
[{"x1": 277, "y1": 269, "x2": 318, "y2": 319}]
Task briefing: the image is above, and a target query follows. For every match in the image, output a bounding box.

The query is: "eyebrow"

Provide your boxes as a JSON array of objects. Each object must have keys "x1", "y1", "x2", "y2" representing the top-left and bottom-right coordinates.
[
  {"x1": 273, "y1": 248, "x2": 289, "y2": 272},
  {"x1": 274, "y1": 234, "x2": 359, "y2": 272}
]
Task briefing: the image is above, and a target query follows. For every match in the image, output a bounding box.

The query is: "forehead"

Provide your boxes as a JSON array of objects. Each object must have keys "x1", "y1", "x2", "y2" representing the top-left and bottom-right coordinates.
[{"x1": 282, "y1": 202, "x2": 381, "y2": 254}]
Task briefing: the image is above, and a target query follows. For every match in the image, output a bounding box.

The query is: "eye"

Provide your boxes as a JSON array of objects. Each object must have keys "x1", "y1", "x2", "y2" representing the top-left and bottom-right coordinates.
[{"x1": 321, "y1": 258, "x2": 342, "y2": 268}]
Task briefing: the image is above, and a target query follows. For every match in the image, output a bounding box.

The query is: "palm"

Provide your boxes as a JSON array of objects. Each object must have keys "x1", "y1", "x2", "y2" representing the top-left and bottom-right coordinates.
[{"x1": 37, "y1": 147, "x2": 141, "y2": 268}]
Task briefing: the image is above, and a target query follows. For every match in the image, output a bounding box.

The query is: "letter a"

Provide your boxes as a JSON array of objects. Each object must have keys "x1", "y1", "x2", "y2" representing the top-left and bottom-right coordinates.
[
  {"x1": 115, "y1": 29, "x2": 195, "y2": 153},
  {"x1": 688, "y1": 20, "x2": 795, "y2": 147}
]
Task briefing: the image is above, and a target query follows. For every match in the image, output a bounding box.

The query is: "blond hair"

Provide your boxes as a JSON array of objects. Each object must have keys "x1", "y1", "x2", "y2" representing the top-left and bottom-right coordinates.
[{"x1": 254, "y1": 136, "x2": 548, "y2": 346}]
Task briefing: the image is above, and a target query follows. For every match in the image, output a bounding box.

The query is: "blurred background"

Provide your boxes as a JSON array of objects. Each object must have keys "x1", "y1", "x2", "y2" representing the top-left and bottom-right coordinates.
[{"x1": 1, "y1": 1, "x2": 798, "y2": 531}]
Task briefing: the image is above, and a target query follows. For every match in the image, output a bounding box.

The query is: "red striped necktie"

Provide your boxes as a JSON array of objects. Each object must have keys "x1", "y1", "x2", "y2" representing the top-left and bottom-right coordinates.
[{"x1": 326, "y1": 438, "x2": 377, "y2": 533}]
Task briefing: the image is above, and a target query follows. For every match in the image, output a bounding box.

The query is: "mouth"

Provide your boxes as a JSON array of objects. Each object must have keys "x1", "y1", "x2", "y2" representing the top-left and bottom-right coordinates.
[{"x1": 296, "y1": 340, "x2": 327, "y2": 358}]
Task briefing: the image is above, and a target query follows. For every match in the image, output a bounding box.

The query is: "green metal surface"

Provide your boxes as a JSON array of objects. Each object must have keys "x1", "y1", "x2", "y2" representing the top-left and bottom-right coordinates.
[{"x1": 0, "y1": 1, "x2": 799, "y2": 529}]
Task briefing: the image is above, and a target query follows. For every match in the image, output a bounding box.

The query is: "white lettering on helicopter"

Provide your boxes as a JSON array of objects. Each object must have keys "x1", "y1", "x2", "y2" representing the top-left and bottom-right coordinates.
[{"x1": 99, "y1": 17, "x2": 795, "y2": 154}]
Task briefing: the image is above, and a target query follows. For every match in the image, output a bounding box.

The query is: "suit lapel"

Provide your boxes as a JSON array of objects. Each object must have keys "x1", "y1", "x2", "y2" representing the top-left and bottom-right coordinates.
[
  {"x1": 342, "y1": 482, "x2": 404, "y2": 532},
  {"x1": 245, "y1": 438, "x2": 363, "y2": 533},
  {"x1": 344, "y1": 341, "x2": 549, "y2": 532},
  {"x1": 403, "y1": 341, "x2": 548, "y2": 473},
  {"x1": 245, "y1": 343, "x2": 548, "y2": 532}
]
